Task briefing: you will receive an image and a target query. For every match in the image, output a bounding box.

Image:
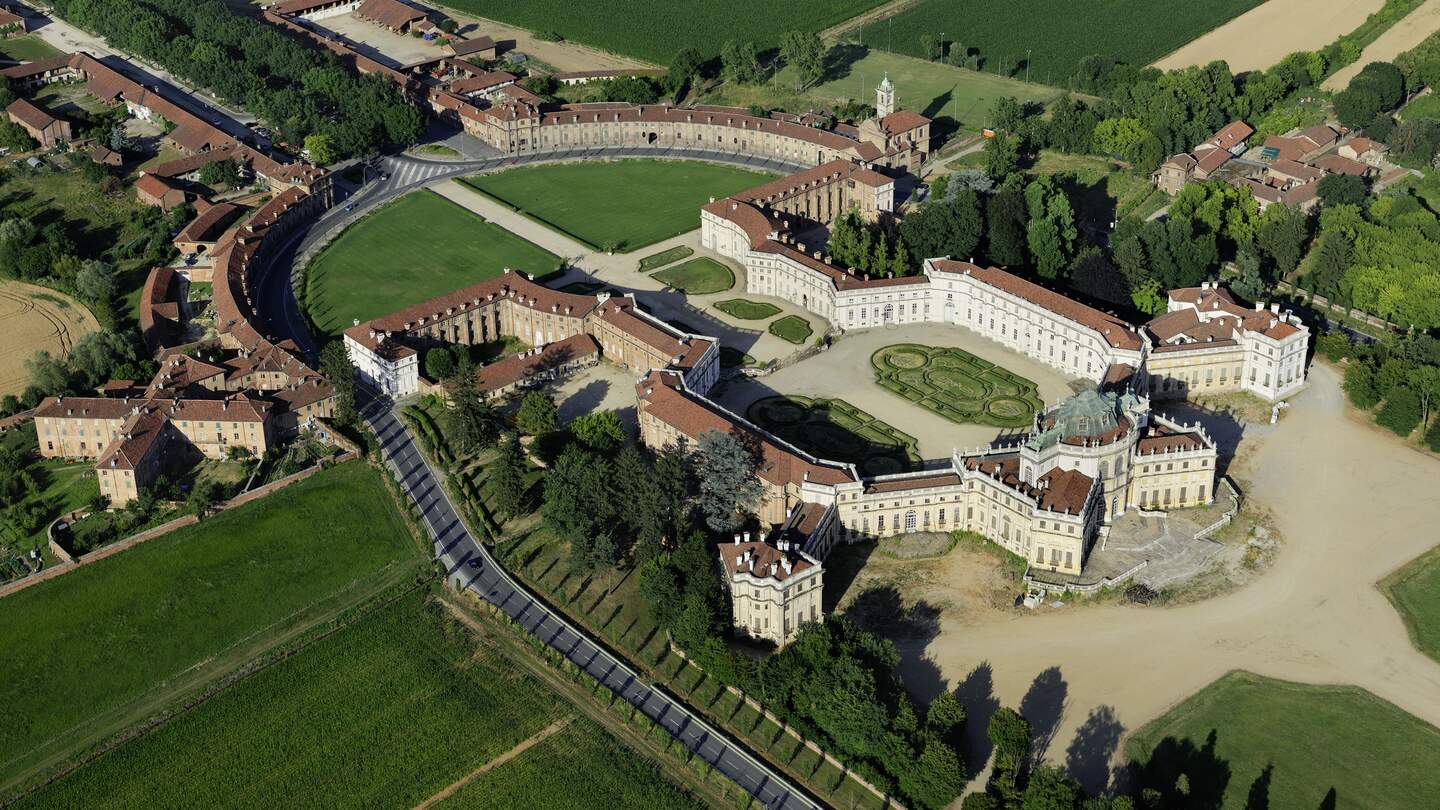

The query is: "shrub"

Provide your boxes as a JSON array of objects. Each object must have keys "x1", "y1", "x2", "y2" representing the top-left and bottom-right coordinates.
[
  {"x1": 1344, "y1": 362, "x2": 1381, "y2": 409},
  {"x1": 536, "y1": 29, "x2": 563, "y2": 42},
  {"x1": 1376, "y1": 385, "x2": 1422, "y2": 436},
  {"x1": 1426, "y1": 416, "x2": 1440, "y2": 452},
  {"x1": 1315, "y1": 332, "x2": 1353, "y2": 363}
]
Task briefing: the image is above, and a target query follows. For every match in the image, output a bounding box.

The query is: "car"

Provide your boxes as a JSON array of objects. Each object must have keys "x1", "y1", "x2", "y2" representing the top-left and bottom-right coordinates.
[
  {"x1": 345, "y1": 204, "x2": 355, "y2": 212},
  {"x1": 381, "y1": 173, "x2": 389, "y2": 180},
  {"x1": 467, "y1": 559, "x2": 482, "y2": 570}
]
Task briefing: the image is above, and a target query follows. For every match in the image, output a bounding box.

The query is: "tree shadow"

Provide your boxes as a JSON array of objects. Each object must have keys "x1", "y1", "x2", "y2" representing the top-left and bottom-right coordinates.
[
  {"x1": 1064, "y1": 704, "x2": 1125, "y2": 794},
  {"x1": 1019, "y1": 666, "x2": 1068, "y2": 768},
  {"x1": 820, "y1": 42, "x2": 868, "y2": 86},
  {"x1": 841, "y1": 583, "x2": 941, "y2": 642},
  {"x1": 1130, "y1": 728, "x2": 1231, "y2": 810},
  {"x1": 954, "y1": 661, "x2": 1002, "y2": 778},
  {"x1": 1245, "y1": 763, "x2": 1273, "y2": 810},
  {"x1": 555, "y1": 379, "x2": 610, "y2": 423},
  {"x1": 1317, "y1": 787, "x2": 1337, "y2": 810}
]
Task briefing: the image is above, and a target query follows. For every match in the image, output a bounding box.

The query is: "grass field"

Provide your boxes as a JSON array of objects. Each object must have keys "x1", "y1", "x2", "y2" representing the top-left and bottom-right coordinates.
[
  {"x1": 10, "y1": 591, "x2": 577, "y2": 809},
  {"x1": 713, "y1": 298, "x2": 781, "y2": 320},
  {"x1": 304, "y1": 191, "x2": 560, "y2": 335},
  {"x1": 0, "y1": 280, "x2": 100, "y2": 399},
  {"x1": 459, "y1": 161, "x2": 772, "y2": 252},
  {"x1": 768, "y1": 314, "x2": 813, "y2": 344},
  {"x1": 653, "y1": 258, "x2": 735, "y2": 295},
  {"x1": 1026, "y1": 151, "x2": 1170, "y2": 225},
  {"x1": 706, "y1": 48, "x2": 1063, "y2": 135},
  {"x1": 1127, "y1": 671, "x2": 1440, "y2": 808},
  {"x1": 638, "y1": 245, "x2": 694, "y2": 272},
  {"x1": 0, "y1": 462, "x2": 423, "y2": 792},
  {"x1": 0, "y1": 35, "x2": 64, "y2": 64},
  {"x1": 1382, "y1": 545, "x2": 1440, "y2": 663},
  {"x1": 871, "y1": 343, "x2": 1043, "y2": 428},
  {"x1": 747, "y1": 395, "x2": 919, "y2": 476},
  {"x1": 860, "y1": 0, "x2": 1266, "y2": 86},
  {"x1": 439, "y1": 0, "x2": 886, "y2": 63}
]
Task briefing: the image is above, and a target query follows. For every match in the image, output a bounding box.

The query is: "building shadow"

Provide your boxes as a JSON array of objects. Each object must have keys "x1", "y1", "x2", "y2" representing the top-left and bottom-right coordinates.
[
  {"x1": 1019, "y1": 666, "x2": 1068, "y2": 768},
  {"x1": 1154, "y1": 401, "x2": 1248, "y2": 475},
  {"x1": 555, "y1": 379, "x2": 611, "y2": 423},
  {"x1": 1063, "y1": 704, "x2": 1125, "y2": 794},
  {"x1": 820, "y1": 538, "x2": 874, "y2": 612}
]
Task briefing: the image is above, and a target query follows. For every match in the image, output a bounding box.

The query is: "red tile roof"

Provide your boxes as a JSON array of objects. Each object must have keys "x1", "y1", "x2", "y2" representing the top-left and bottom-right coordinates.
[
  {"x1": 932, "y1": 260, "x2": 1143, "y2": 350},
  {"x1": 472, "y1": 334, "x2": 599, "y2": 392},
  {"x1": 719, "y1": 539, "x2": 815, "y2": 583}
]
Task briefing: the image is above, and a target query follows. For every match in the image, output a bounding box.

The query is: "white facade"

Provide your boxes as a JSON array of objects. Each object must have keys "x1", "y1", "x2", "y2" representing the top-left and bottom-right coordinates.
[{"x1": 344, "y1": 332, "x2": 419, "y2": 398}]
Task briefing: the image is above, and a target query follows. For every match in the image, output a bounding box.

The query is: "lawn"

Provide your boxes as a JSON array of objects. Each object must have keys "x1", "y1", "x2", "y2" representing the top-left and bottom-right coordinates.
[
  {"x1": 638, "y1": 244, "x2": 694, "y2": 272},
  {"x1": 437, "y1": 716, "x2": 706, "y2": 809},
  {"x1": 1382, "y1": 544, "x2": 1440, "y2": 663},
  {"x1": 0, "y1": 35, "x2": 63, "y2": 64},
  {"x1": 747, "y1": 394, "x2": 919, "y2": 476},
  {"x1": 652, "y1": 257, "x2": 736, "y2": 295},
  {"x1": 11, "y1": 591, "x2": 573, "y2": 809},
  {"x1": 304, "y1": 190, "x2": 560, "y2": 335},
  {"x1": 1026, "y1": 150, "x2": 1169, "y2": 225},
  {"x1": 861, "y1": 0, "x2": 1266, "y2": 87},
  {"x1": 459, "y1": 161, "x2": 773, "y2": 252},
  {"x1": 709, "y1": 48, "x2": 1063, "y2": 135},
  {"x1": 767, "y1": 314, "x2": 813, "y2": 344},
  {"x1": 438, "y1": 0, "x2": 887, "y2": 63},
  {"x1": 719, "y1": 346, "x2": 756, "y2": 368},
  {"x1": 871, "y1": 343, "x2": 1043, "y2": 428},
  {"x1": 713, "y1": 298, "x2": 780, "y2": 320},
  {"x1": 0, "y1": 461, "x2": 423, "y2": 792},
  {"x1": 1127, "y1": 671, "x2": 1440, "y2": 809}
]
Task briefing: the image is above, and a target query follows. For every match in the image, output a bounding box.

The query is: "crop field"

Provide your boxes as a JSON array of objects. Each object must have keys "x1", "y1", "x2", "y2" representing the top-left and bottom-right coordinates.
[
  {"x1": 0, "y1": 462, "x2": 422, "y2": 792},
  {"x1": 0, "y1": 280, "x2": 99, "y2": 398},
  {"x1": 1127, "y1": 671, "x2": 1440, "y2": 809},
  {"x1": 304, "y1": 191, "x2": 561, "y2": 335},
  {"x1": 460, "y1": 161, "x2": 772, "y2": 252},
  {"x1": 861, "y1": 0, "x2": 1266, "y2": 86},
  {"x1": 439, "y1": 0, "x2": 887, "y2": 63},
  {"x1": 436, "y1": 716, "x2": 705, "y2": 809},
  {"x1": 11, "y1": 592, "x2": 573, "y2": 809},
  {"x1": 747, "y1": 395, "x2": 920, "y2": 476},
  {"x1": 871, "y1": 343, "x2": 1043, "y2": 428}
]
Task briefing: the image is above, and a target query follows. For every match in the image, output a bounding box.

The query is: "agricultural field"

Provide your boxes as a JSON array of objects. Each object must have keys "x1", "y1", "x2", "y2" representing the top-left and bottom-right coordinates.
[
  {"x1": 436, "y1": 716, "x2": 706, "y2": 809},
  {"x1": 0, "y1": 280, "x2": 99, "y2": 398},
  {"x1": 0, "y1": 462, "x2": 423, "y2": 793},
  {"x1": 767, "y1": 314, "x2": 813, "y2": 344},
  {"x1": 652, "y1": 258, "x2": 735, "y2": 295},
  {"x1": 860, "y1": 0, "x2": 1266, "y2": 87},
  {"x1": 746, "y1": 395, "x2": 920, "y2": 476},
  {"x1": 9, "y1": 591, "x2": 590, "y2": 809},
  {"x1": 1127, "y1": 671, "x2": 1440, "y2": 809},
  {"x1": 438, "y1": 0, "x2": 887, "y2": 64},
  {"x1": 1382, "y1": 544, "x2": 1440, "y2": 663},
  {"x1": 304, "y1": 191, "x2": 561, "y2": 335},
  {"x1": 0, "y1": 35, "x2": 64, "y2": 63},
  {"x1": 1153, "y1": 0, "x2": 1385, "y2": 73},
  {"x1": 459, "y1": 161, "x2": 772, "y2": 252},
  {"x1": 871, "y1": 343, "x2": 1044, "y2": 428}
]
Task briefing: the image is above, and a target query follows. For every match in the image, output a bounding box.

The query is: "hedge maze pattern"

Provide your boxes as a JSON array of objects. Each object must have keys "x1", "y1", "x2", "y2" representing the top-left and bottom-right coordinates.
[
  {"x1": 746, "y1": 395, "x2": 920, "y2": 477},
  {"x1": 870, "y1": 344, "x2": 1044, "y2": 429}
]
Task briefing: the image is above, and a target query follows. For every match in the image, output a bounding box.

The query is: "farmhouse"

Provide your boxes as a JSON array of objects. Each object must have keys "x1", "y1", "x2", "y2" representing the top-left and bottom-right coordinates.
[
  {"x1": 134, "y1": 173, "x2": 189, "y2": 210},
  {"x1": 443, "y1": 35, "x2": 497, "y2": 60},
  {"x1": 6, "y1": 97, "x2": 70, "y2": 148}
]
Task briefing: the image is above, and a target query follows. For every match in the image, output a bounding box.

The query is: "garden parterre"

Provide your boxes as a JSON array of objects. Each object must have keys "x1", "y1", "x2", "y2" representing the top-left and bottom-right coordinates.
[
  {"x1": 746, "y1": 395, "x2": 920, "y2": 476},
  {"x1": 871, "y1": 343, "x2": 1043, "y2": 428}
]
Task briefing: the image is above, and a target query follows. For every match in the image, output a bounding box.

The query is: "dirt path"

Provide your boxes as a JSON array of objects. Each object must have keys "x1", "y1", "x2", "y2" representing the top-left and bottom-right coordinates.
[
  {"x1": 902, "y1": 363, "x2": 1440, "y2": 787},
  {"x1": 1323, "y1": 0, "x2": 1440, "y2": 89},
  {"x1": 412, "y1": 716, "x2": 573, "y2": 809},
  {"x1": 820, "y1": 0, "x2": 921, "y2": 42},
  {"x1": 1153, "y1": 0, "x2": 1383, "y2": 73}
]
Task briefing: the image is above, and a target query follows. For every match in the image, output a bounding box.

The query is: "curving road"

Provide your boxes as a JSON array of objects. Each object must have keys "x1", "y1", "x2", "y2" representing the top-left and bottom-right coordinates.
[{"x1": 359, "y1": 390, "x2": 821, "y2": 810}]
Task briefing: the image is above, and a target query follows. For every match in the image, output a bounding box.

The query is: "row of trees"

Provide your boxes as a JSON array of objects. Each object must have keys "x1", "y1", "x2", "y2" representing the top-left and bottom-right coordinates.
[{"x1": 1328, "y1": 332, "x2": 1440, "y2": 448}]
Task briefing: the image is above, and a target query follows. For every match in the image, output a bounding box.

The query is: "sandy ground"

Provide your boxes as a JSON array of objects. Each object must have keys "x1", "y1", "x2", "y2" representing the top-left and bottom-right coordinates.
[
  {"x1": 313, "y1": 14, "x2": 444, "y2": 67},
  {"x1": 896, "y1": 363, "x2": 1440, "y2": 790},
  {"x1": 1153, "y1": 0, "x2": 1384, "y2": 73},
  {"x1": 1323, "y1": 0, "x2": 1440, "y2": 89},
  {"x1": 420, "y1": 3, "x2": 654, "y2": 71},
  {"x1": 0, "y1": 281, "x2": 99, "y2": 398}
]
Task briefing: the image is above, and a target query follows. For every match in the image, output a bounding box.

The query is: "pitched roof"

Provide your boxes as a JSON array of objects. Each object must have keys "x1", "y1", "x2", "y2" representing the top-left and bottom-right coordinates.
[
  {"x1": 1311, "y1": 154, "x2": 1369, "y2": 176},
  {"x1": 176, "y1": 202, "x2": 241, "y2": 244},
  {"x1": 6, "y1": 97, "x2": 57, "y2": 131},
  {"x1": 719, "y1": 539, "x2": 815, "y2": 583},
  {"x1": 356, "y1": 0, "x2": 424, "y2": 28},
  {"x1": 876, "y1": 110, "x2": 930, "y2": 135},
  {"x1": 931, "y1": 260, "x2": 1143, "y2": 350},
  {"x1": 1202, "y1": 120, "x2": 1253, "y2": 151},
  {"x1": 34, "y1": 396, "x2": 137, "y2": 421},
  {"x1": 445, "y1": 35, "x2": 496, "y2": 57},
  {"x1": 471, "y1": 333, "x2": 599, "y2": 392}
]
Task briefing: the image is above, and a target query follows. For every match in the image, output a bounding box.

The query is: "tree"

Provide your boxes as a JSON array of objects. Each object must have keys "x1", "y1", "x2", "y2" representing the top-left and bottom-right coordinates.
[
  {"x1": 69, "y1": 330, "x2": 137, "y2": 388},
  {"x1": 601, "y1": 76, "x2": 659, "y2": 104},
  {"x1": 898, "y1": 189, "x2": 983, "y2": 268},
  {"x1": 1028, "y1": 218, "x2": 1065, "y2": 279},
  {"x1": 693, "y1": 429, "x2": 761, "y2": 532},
  {"x1": 491, "y1": 432, "x2": 528, "y2": 520},
  {"x1": 570, "y1": 409, "x2": 624, "y2": 453},
  {"x1": 1344, "y1": 361, "x2": 1381, "y2": 409},
  {"x1": 1092, "y1": 117, "x2": 1151, "y2": 162},
  {"x1": 1316, "y1": 173, "x2": 1368, "y2": 208},
  {"x1": 987, "y1": 707, "x2": 1032, "y2": 803},
  {"x1": 1020, "y1": 765, "x2": 1083, "y2": 810},
  {"x1": 1409, "y1": 365, "x2": 1440, "y2": 427},
  {"x1": 1069, "y1": 249, "x2": 1128, "y2": 305},
  {"x1": 448, "y1": 365, "x2": 500, "y2": 454},
  {"x1": 75, "y1": 259, "x2": 118, "y2": 307},
  {"x1": 983, "y1": 132, "x2": 1020, "y2": 179},
  {"x1": 780, "y1": 31, "x2": 826, "y2": 91},
  {"x1": 302, "y1": 133, "x2": 338, "y2": 165},
  {"x1": 521, "y1": 75, "x2": 558, "y2": 97},
  {"x1": 198, "y1": 158, "x2": 242, "y2": 188},
  {"x1": 721, "y1": 40, "x2": 763, "y2": 85},
  {"x1": 1256, "y1": 205, "x2": 1309, "y2": 276},
  {"x1": 0, "y1": 119, "x2": 36, "y2": 153},
  {"x1": 986, "y1": 187, "x2": 1028, "y2": 267},
  {"x1": 667, "y1": 46, "x2": 705, "y2": 95},
  {"x1": 187, "y1": 479, "x2": 225, "y2": 517},
  {"x1": 828, "y1": 209, "x2": 865, "y2": 269},
  {"x1": 901, "y1": 739, "x2": 967, "y2": 810},
  {"x1": 424, "y1": 347, "x2": 455, "y2": 381},
  {"x1": 1229, "y1": 249, "x2": 1267, "y2": 302},
  {"x1": 990, "y1": 96, "x2": 1023, "y2": 131},
  {"x1": 516, "y1": 391, "x2": 557, "y2": 435},
  {"x1": 1131, "y1": 278, "x2": 1168, "y2": 316},
  {"x1": 542, "y1": 444, "x2": 614, "y2": 544},
  {"x1": 919, "y1": 33, "x2": 939, "y2": 62},
  {"x1": 1376, "y1": 385, "x2": 1422, "y2": 436},
  {"x1": 1025, "y1": 177, "x2": 1077, "y2": 278},
  {"x1": 319, "y1": 341, "x2": 355, "y2": 426},
  {"x1": 25, "y1": 350, "x2": 72, "y2": 395}
]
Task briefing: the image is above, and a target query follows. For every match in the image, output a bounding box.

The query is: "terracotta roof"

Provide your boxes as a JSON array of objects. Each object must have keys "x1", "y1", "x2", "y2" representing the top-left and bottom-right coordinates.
[
  {"x1": 1194, "y1": 148, "x2": 1231, "y2": 175},
  {"x1": 97, "y1": 406, "x2": 169, "y2": 471},
  {"x1": 1269, "y1": 158, "x2": 1322, "y2": 184},
  {"x1": 1262, "y1": 136, "x2": 1307, "y2": 163},
  {"x1": 1036, "y1": 467, "x2": 1094, "y2": 514},
  {"x1": 1202, "y1": 121, "x2": 1253, "y2": 151},
  {"x1": 34, "y1": 396, "x2": 136, "y2": 421},
  {"x1": 1136, "y1": 426, "x2": 1207, "y2": 454},
  {"x1": 356, "y1": 0, "x2": 424, "y2": 29},
  {"x1": 269, "y1": 0, "x2": 341, "y2": 15},
  {"x1": 1162, "y1": 153, "x2": 1197, "y2": 171},
  {"x1": 447, "y1": 71, "x2": 514, "y2": 95},
  {"x1": 6, "y1": 97, "x2": 57, "y2": 131},
  {"x1": 150, "y1": 147, "x2": 234, "y2": 178},
  {"x1": 864, "y1": 472, "x2": 961, "y2": 494},
  {"x1": 533, "y1": 104, "x2": 865, "y2": 154},
  {"x1": 472, "y1": 334, "x2": 599, "y2": 392},
  {"x1": 931, "y1": 260, "x2": 1143, "y2": 350},
  {"x1": 0, "y1": 55, "x2": 73, "y2": 80},
  {"x1": 269, "y1": 379, "x2": 335, "y2": 410},
  {"x1": 359, "y1": 272, "x2": 597, "y2": 336},
  {"x1": 445, "y1": 35, "x2": 496, "y2": 57},
  {"x1": 720, "y1": 539, "x2": 815, "y2": 583},
  {"x1": 176, "y1": 202, "x2": 241, "y2": 244},
  {"x1": 597, "y1": 301, "x2": 710, "y2": 369},
  {"x1": 876, "y1": 110, "x2": 930, "y2": 136},
  {"x1": 1281, "y1": 181, "x2": 1318, "y2": 209},
  {"x1": 702, "y1": 197, "x2": 785, "y2": 247},
  {"x1": 731, "y1": 159, "x2": 889, "y2": 207},
  {"x1": 1341, "y1": 137, "x2": 1385, "y2": 155},
  {"x1": 1312, "y1": 154, "x2": 1369, "y2": 176}
]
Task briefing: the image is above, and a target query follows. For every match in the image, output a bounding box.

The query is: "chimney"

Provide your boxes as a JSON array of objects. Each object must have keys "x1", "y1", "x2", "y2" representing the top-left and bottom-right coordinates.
[
  {"x1": 743, "y1": 531, "x2": 751, "y2": 542},
  {"x1": 733, "y1": 533, "x2": 741, "y2": 544}
]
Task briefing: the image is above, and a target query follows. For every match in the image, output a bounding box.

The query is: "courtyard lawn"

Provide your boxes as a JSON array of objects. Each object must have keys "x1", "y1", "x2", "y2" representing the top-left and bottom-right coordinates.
[
  {"x1": 713, "y1": 298, "x2": 780, "y2": 320},
  {"x1": 1382, "y1": 545, "x2": 1440, "y2": 663},
  {"x1": 637, "y1": 245, "x2": 693, "y2": 272},
  {"x1": 10, "y1": 591, "x2": 574, "y2": 809},
  {"x1": 861, "y1": 0, "x2": 1266, "y2": 87},
  {"x1": 747, "y1": 395, "x2": 920, "y2": 476},
  {"x1": 1127, "y1": 671, "x2": 1440, "y2": 809},
  {"x1": 0, "y1": 35, "x2": 63, "y2": 64},
  {"x1": 871, "y1": 343, "x2": 1043, "y2": 428},
  {"x1": 768, "y1": 314, "x2": 813, "y2": 344},
  {"x1": 304, "y1": 191, "x2": 561, "y2": 335},
  {"x1": 458, "y1": 161, "x2": 773, "y2": 252},
  {"x1": 0, "y1": 461, "x2": 423, "y2": 791},
  {"x1": 652, "y1": 257, "x2": 735, "y2": 295}
]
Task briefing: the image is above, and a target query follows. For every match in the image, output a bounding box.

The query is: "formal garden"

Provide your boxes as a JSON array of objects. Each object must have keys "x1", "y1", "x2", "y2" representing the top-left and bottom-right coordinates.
[
  {"x1": 746, "y1": 395, "x2": 920, "y2": 476},
  {"x1": 713, "y1": 298, "x2": 780, "y2": 320},
  {"x1": 651, "y1": 257, "x2": 735, "y2": 295},
  {"x1": 767, "y1": 314, "x2": 813, "y2": 344},
  {"x1": 871, "y1": 343, "x2": 1044, "y2": 428}
]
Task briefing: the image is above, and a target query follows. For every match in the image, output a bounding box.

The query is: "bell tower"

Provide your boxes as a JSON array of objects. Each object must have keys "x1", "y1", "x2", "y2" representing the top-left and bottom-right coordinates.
[{"x1": 875, "y1": 73, "x2": 894, "y2": 119}]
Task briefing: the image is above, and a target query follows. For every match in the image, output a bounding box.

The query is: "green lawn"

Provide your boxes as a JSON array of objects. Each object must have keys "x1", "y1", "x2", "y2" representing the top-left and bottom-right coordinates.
[
  {"x1": 747, "y1": 395, "x2": 919, "y2": 476},
  {"x1": 871, "y1": 343, "x2": 1043, "y2": 428},
  {"x1": 719, "y1": 346, "x2": 756, "y2": 368},
  {"x1": 767, "y1": 314, "x2": 813, "y2": 344},
  {"x1": 437, "y1": 716, "x2": 705, "y2": 809},
  {"x1": 1027, "y1": 150, "x2": 1169, "y2": 224},
  {"x1": 861, "y1": 0, "x2": 1266, "y2": 86},
  {"x1": 0, "y1": 35, "x2": 64, "y2": 64},
  {"x1": 459, "y1": 161, "x2": 773, "y2": 252},
  {"x1": 0, "y1": 461, "x2": 423, "y2": 792},
  {"x1": 713, "y1": 298, "x2": 780, "y2": 320},
  {"x1": 11, "y1": 591, "x2": 573, "y2": 809},
  {"x1": 304, "y1": 191, "x2": 560, "y2": 335},
  {"x1": 1383, "y1": 545, "x2": 1440, "y2": 663},
  {"x1": 1127, "y1": 671, "x2": 1440, "y2": 809},
  {"x1": 704, "y1": 48, "x2": 1062, "y2": 135},
  {"x1": 652, "y1": 257, "x2": 735, "y2": 295},
  {"x1": 638, "y1": 245, "x2": 694, "y2": 272}
]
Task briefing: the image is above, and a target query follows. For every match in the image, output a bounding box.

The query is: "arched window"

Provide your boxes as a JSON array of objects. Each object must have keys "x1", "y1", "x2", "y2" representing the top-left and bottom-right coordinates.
[
  {"x1": 904, "y1": 510, "x2": 917, "y2": 531},
  {"x1": 1098, "y1": 460, "x2": 1109, "y2": 480}
]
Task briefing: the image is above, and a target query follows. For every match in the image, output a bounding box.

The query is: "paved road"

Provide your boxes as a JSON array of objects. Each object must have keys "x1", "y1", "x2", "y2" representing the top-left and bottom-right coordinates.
[{"x1": 359, "y1": 390, "x2": 821, "y2": 810}]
